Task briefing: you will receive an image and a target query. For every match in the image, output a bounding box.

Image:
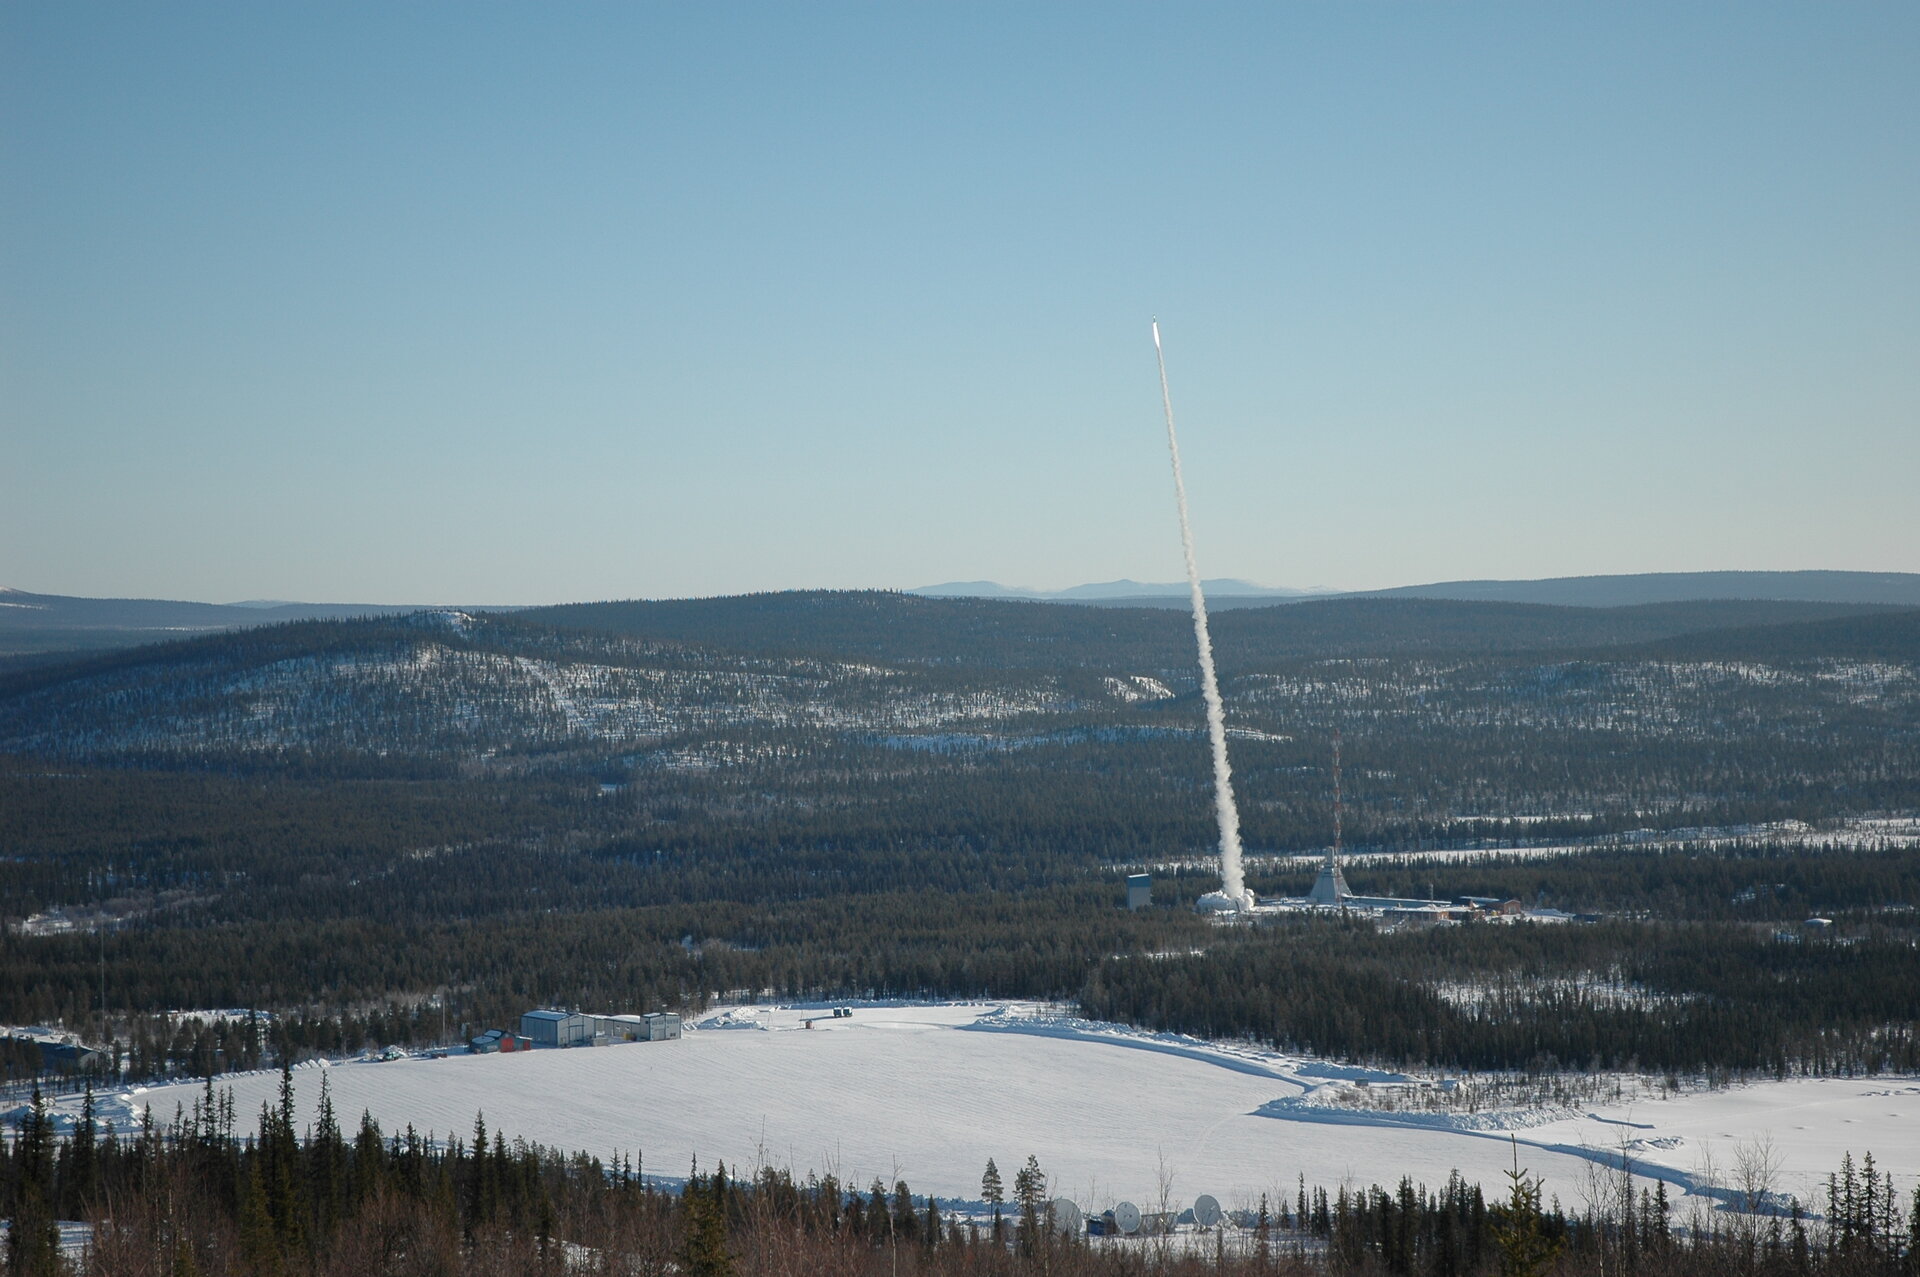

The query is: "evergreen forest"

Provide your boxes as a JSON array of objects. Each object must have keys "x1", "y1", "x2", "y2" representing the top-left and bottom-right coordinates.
[{"x1": 1, "y1": 592, "x2": 1917, "y2": 1082}]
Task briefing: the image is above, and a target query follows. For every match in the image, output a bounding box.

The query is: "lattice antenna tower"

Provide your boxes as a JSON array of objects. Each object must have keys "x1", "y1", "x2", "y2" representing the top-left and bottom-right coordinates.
[
  {"x1": 1308, "y1": 729, "x2": 1354, "y2": 905},
  {"x1": 1331, "y1": 727, "x2": 1343, "y2": 872}
]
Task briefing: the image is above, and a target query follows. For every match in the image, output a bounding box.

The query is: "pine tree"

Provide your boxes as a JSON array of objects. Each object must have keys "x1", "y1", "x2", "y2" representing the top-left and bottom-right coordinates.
[
  {"x1": 868, "y1": 1179, "x2": 888, "y2": 1247},
  {"x1": 352, "y1": 1110, "x2": 384, "y2": 1204},
  {"x1": 308, "y1": 1072, "x2": 348, "y2": 1233},
  {"x1": 236, "y1": 1156, "x2": 281, "y2": 1277},
  {"x1": 60, "y1": 1081, "x2": 98, "y2": 1219},
  {"x1": 466, "y1": 1111, "x2": 492, "y2": 1235},
  {"x1": 981, "y1": 1158, "x2": 1005, "y2": 1242},
  {"x1": 263, "y1": 1060, "x2": 303, "y2": 1252},
  {"x1": 1903, "y1": 1183, "x2": 1920, "y2": 1277},
  {"x1": 892, "y1": 1180, "x2": 918, "y2": 1245},
  {"x1": 4, "y1": 1085, "x2": 59, "y2": 1277},
  {"x1": 1013, "y1": 1154, "x2": 1045, "y2": 1256},
  {"x1": 1492, "y1": 1143, "x2": 1562, "y2": 1277},
  {"x1": 681, "y1": 1161, "x2": 733, "y2": 1277}
]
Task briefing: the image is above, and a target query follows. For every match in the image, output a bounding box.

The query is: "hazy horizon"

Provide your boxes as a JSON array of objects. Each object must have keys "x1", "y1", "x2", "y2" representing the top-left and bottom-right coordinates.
[
  {"x1": 11, "y1": 566, "x2": 1920, "y2": 612},
  {"x1": 6, "y1": 5, "x2": 1916, "y2": 604}
]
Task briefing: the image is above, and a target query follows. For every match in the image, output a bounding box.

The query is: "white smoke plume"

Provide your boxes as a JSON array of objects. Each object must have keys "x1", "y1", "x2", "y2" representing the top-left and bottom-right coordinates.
[{"x1": 1151, "y1": 321, "x2": 1247, "y2": 910}]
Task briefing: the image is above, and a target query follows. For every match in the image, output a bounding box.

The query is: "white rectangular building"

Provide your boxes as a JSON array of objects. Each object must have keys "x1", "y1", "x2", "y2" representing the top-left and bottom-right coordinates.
[{"x1": 520, "y1": 1008, "x2": 594, "y2": 1047}]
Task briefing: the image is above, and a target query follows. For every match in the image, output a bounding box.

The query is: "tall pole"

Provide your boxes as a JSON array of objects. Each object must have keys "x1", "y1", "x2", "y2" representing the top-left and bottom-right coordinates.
[{"x1": 1332, "y1": 728, "x2": 1343, "y2": 871}]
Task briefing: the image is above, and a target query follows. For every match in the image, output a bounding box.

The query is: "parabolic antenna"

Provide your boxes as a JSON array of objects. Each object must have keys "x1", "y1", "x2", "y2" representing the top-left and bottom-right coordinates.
[
  {"x1": 1113, "y1": 1201, "x2": 1142, "y2": 1235},
  {"x1": 1193, "y1": 1194, "x2": 1223, "y2": 1228},
  {"x1": 1049, "y1": 1199, "x2": 1083, "y2": 1236}
]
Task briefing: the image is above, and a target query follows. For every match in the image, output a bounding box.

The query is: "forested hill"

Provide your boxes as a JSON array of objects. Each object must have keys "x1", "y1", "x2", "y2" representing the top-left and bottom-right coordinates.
[
  {"x1": 0, "y1": 609, "x2": 1085, "y2": 764},
  {"x1": 1627, "y1": 606, "x2": 1920, "y2": 663},
  {"x1": 5, "y1": 591, "x2": 1919, "y2": 1075},
  {"x1": 0, "y1": 586, "x2": 468, "y2": 655},
  {"x1": 521, "y1": 590, "x2": 1189, "y2": 668},
  {"x1": 519, "y1": 591, "x2": 1901, "y2": 669},
  {"x1": 1, "y1": 593, "x2": 1914, "y2": 769},
  {"x1": 1350, "y1": 568, "x2": 1920, "y2": 608}
]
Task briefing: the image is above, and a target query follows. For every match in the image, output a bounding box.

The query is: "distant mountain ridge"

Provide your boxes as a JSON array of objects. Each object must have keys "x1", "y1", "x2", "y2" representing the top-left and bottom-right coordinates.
[
  {"x1": 1350, "y1": 570, "x2": 1920, "y2": 608},
  {"x1": 915, "y1": 570, "x2": 1920, "y2": 610},
  {"x1": 0, "y1": 587, "x2": 520, "y2": 655},
  {"x1": 8, "y1": 570, "x2": 1918, "y2": 657},
  {"x1": 911, "y1": 578, "x2": 1331, "y2": 601}
]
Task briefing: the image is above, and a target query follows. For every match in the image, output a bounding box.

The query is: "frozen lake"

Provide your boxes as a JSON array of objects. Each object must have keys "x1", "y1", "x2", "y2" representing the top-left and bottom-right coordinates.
[{"x1": 104, "y1": 1003, "x2": 1918, "y2": 1220}]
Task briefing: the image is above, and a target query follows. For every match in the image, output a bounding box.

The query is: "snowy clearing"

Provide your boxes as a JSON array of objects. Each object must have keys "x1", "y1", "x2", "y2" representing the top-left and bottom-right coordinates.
[{"x1": 102, "y1": 1003, "x2": 1916, "y2": 1220}]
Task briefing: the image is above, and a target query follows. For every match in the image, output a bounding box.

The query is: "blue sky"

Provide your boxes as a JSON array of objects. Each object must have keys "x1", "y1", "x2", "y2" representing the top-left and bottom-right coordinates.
[{"x1": 4, "y1": 4, "x2": 1916, "y2": 604}]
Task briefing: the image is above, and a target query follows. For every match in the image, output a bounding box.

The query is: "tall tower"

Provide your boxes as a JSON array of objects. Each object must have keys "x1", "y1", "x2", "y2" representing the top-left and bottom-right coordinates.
[{"x1": 1307, "y1": 730, "x2": 1352, "y2": 905}]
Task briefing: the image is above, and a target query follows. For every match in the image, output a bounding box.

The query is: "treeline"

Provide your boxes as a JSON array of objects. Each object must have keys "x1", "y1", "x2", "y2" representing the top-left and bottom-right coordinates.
[
  {"x1": 5, "y1": 747, "x2": 1915, "y2": 941},
  {"x1": 1083, "y1": 915, "x2": 1920, "y2": 1075},
  {"x1": 5, "y1": 1076, "x2": 1920, "y2": 1276},
  {"x1": 7, "y1": 834, "x2": 1920, "y2": 1079},
  {"x1": 3, "y1": 882, "x2": 1183, "y2": 1045},
  {"x1": 15, "y1": 895, "x2": 1920, "y2": 1088},
  {"x1": 1282, "y1": 841, "x2": 1920, "y2": 922}
]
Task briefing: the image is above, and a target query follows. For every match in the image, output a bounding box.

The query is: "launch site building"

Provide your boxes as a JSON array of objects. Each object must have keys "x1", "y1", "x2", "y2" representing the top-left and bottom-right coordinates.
[{"x1": 518, "y1": 1008, "x2": 682, "y2": 1047}]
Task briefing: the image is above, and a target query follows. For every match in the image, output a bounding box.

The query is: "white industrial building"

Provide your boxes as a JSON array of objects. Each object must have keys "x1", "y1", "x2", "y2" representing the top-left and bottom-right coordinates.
[
  {"x1": 591, "y1": 1012, "x2": 682, "y2": 1043},
  {"x1": 593, "y1": 1014, "x2": 649, "y2": 1042},
  {"x1": 520, "y1": 1009, "x2": 594, "y2": 1047},
  {"x1": 520, "y1": 1007, "x2": 682, "y2": 1047}
]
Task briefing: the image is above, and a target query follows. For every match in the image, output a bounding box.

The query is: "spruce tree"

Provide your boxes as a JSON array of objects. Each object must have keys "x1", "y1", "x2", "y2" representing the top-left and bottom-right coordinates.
[
  {"x1": 868, "y1": 1179, "x2": 888, "y2": 1246},
  {"x1": 3, "y1": 1085, "x2": 58, "y2": 1277},
  {"x1": 60, "y1": 1082, "x2": 98, "y2": 1218},
  {"x1": 981, "y1": 1158, "x2": 1004, "y2": 1242},
  {"x1": 236, "y1": 1156, "x2": 280, "y2": 1277},
  {"x1": 1013, "y1": 1155, "x2": 1045, "y2": 1256},
  {"x1": 681, "y1": 1161, "x2": 733, "y2": 1277},
  {"x1": 892, "y1": 1179, "x2": 918, "y2": 1245},
  {"x1": 1492, "y1": 1144, "x2": 1562, "y2": 1277},
  {"x1": 466, "y1": 1111, "x2": 491, "y2": 1235},
  {"x1": 1904, "y1": 1184, "x2": 1920, "y2": 1277},
  {"x1": 263, "y1": 1061, "x2": 303, "y2": 1252},
  {"x1": 308, "y1": 1072, "x2": 347, "y2": 1233},
  {"x1": 352, "y1": 1110, "x2": 384, "y2": 1204}
]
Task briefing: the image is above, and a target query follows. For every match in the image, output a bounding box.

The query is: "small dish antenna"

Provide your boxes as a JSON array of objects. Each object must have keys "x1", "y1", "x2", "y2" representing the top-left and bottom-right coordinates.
[
  {"x1": 1113, "y1": 1200, "x2": 1142, "y2": 1235},
  {"x1": 1049, "y1": 1199, "x2": 1083, "y2": 1236},
  {"x1": 1193, "y1": 1194, "x2": 1223, "y2": 1228}
]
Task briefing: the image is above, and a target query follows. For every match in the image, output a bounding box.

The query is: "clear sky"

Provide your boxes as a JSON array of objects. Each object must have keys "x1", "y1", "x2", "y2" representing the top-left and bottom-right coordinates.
[{"x1": 4, "y1": 4, "x2": 1916, "y2": 604}]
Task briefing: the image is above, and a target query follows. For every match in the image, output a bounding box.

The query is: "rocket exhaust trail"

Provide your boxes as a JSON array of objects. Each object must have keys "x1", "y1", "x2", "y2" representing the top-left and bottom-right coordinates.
[{"x1": 1152, "y1": 320, "x2": 1247, "y2": 910}]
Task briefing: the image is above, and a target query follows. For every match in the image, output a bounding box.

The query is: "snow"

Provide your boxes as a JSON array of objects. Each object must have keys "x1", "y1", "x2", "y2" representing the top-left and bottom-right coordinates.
[
  {"x1": 98, "y1": 1003, "x2": 1917, "y2": 1219},
  {"x1": 1104, "y1": 675, "x2": 1174, "y2": 704},
  {"x1": 1135, "y1": 816, "x2": 1920, "y2": 883}
]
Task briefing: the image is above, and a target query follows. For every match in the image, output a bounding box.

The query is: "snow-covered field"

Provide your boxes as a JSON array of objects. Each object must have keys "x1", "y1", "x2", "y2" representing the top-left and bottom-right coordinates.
[{"x1": 101, "y1": 1004, "x2": 1916, "y2": 1220}]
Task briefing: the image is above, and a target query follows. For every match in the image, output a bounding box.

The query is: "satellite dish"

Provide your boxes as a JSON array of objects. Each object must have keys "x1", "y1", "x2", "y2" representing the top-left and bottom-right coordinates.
[
  {"x1": 1113, "y1": 1201, "x2": 1142, "y2": 1235},
  {"x1": 1193, "y1": 1194, "x2": 1223, "y2": 1228},
  {"x1": 1049, "y1": 1199, "x2": 1083, "y2": 1236}
]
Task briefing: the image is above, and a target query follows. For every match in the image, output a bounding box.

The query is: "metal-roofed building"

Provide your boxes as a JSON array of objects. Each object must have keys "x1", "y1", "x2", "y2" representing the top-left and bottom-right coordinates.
[
  {"x1": 520, "y1": 1009, "x2": 594, "y2": 1048},
  {"x1": 593, "y1": 1014, "x2": 649, "y2": 1042}
]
